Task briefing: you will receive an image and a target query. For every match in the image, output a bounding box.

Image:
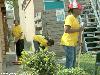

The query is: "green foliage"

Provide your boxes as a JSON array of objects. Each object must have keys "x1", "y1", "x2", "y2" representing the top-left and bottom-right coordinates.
[
  {"x1": 57, "y1": 67, "x2": 89, "y2": 75},
  {"x1": 17, "y1": 49, "x2": 89, "y2": 75},
  {"x1": 79, "y1": 53, "x2": 96, "y2": 75},
  {"x1": 18, "y1": 49, "x2": 59, "y2": 75}
]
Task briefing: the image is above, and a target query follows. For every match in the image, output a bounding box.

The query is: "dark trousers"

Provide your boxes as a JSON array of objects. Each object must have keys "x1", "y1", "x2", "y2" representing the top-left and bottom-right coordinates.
[
  {"x1": 16, "y1": 39, "x2": 24, "y2": 57},
  {"x1": 33, "y1": 40, "x2": 45, "y2": 53}
]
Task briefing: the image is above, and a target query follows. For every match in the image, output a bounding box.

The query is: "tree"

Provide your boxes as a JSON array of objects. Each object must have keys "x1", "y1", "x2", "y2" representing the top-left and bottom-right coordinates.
[{"x1": 6, "y1": 0, "x2": 20, "y2": 21}]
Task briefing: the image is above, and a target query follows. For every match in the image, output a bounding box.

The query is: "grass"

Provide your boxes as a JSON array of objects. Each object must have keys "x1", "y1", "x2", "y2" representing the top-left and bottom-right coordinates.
[
  {"x1": 57, "y1": 52, "x2": 100, "y2": 75},
  {"x1": 57, "y1": 51, "x2": 100, "y2": 75},
  {"x1": 79, "y1": 53, "x2": 100, "y2": 75}
]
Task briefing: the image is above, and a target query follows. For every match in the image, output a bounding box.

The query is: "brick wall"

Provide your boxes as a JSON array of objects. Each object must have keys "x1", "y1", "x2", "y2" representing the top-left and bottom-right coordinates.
[
  {"x1": 33, "y1": 0, "x2": 43, "y2": 34},
  {"x1": 41, "y1": 10, "x2": 64, "y2": 56},
  {"x1": 0, "y1": 5, "x2": 4, "y2": 73},
  {"x1": 34, "y1": 0, "x2": 44, "y2": 16}
]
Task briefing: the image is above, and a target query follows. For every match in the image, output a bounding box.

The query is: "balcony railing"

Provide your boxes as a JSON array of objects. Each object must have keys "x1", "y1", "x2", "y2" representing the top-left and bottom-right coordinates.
[
  {"x1": 90, "y1": 0, "x2": 100, "y2": 27},
  {"x1": 95, "y1": 0, "x2": 100, "y2": 19}
]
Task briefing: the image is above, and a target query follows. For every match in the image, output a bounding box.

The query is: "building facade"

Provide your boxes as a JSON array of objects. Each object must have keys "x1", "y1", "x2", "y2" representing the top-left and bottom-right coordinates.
[{"x1": 18, "y1": 0, "x2": 35, "y2": 50}]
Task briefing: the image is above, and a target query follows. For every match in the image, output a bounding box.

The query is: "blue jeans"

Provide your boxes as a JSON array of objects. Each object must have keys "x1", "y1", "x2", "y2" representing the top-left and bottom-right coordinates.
[
  {"x1": 33, "y1": 40, "x2": 45, "y2": 53},
  {"x1": 63, "y1": 46, "x2": 76, "y2": 68},
  {"x1": 33, "y1": 40, "x2": 40, "y2": 52}
]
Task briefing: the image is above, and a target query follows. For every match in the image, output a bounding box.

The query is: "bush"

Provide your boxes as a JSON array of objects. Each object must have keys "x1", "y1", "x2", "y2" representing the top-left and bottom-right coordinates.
[
  {"x1": 17, "y1": 49, "x2": 59, "y2": 75},
  {"x1": 57, "y1": 67, "x2": 89, "y2": 75},
  {"x1": 17, "y1": 49, "x2": 89, "y2": 75}
]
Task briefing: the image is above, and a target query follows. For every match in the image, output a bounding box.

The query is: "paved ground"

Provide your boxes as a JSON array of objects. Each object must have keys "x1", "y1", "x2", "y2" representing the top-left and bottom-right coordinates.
[
  {"x1": 1, "y1": 41, "x2": 65, "y2": 74},
  {"x1": 2, "y1": 53, "x2": 20, "y2": 74},
  {"x1": 2, "y1": 52, "x2": 65, "y2": 74},
  {"x1": 1, "y1": 40, "x2": 35, "y2": 74}
]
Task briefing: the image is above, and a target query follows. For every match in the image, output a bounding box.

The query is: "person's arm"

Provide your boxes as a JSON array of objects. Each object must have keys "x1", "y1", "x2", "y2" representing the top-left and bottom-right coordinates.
[
  {"x1": 64, "y1": 25, "x2": 83, "y2": 33},
  {"x1": 17, "y1": 25, "x2": 23, "y2": 39},
  {"x1": 43, "y1": 46, "x2": 48, "y2": 51},
  {"x1": 19, "y1": 32, "x2": 23, "y2": 38},
  {"x1": 40, "y1": 43, "x2": 48, "y2": 50},
  {"x1": 14, "y1": 32, "x2": 23, "y2": 43}
]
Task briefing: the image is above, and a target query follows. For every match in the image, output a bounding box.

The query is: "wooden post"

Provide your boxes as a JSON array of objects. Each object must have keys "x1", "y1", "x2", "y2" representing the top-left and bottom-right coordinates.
[
  {"x1": 0, "y1": 50, "x2": 3, "y2": 73},
  {"x1": 1, "y1": 7, "x2": 9, "y2": 53},
  {"x1": 77, "y1": 22, "x2": 85, "y2": 67},
  {"x1": 0, "y1": 1, "x2": 7, "y2": 72},
  {"x1": 0, "y1": 7, "x2": 3, "y2": 73}
]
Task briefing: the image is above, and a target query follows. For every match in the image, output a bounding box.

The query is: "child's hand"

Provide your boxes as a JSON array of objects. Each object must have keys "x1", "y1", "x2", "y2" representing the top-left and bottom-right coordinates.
[{"x1": 77, "y1": 40, "x2": 82, "y2": 46}]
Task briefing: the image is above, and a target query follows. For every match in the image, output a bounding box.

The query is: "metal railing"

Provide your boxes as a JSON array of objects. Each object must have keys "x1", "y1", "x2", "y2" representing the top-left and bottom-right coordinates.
[
  {"x1": 95, "y1": 0, "x2": 100, "y2": 19},
  {"x1": 90, "y1": 0, "x2": 100, "y2": 27}
]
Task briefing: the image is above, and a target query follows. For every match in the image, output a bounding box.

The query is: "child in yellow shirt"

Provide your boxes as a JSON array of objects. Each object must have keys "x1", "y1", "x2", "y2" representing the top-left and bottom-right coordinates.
[
  {"x1": 12, "y1": 20, "x2": 24, "y2": 64},
  {"x1": 33, "y1": 35, "x2": 54, "y2": 52}
]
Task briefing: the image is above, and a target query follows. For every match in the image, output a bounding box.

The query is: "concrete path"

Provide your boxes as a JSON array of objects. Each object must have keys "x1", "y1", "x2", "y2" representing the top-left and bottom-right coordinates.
[{"x1": 2, "y1": 53, "x2": 20, "y2": 74}]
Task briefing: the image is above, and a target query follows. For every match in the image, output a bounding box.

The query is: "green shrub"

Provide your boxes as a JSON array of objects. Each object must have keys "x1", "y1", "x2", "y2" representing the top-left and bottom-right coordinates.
[
  {"x1": 17, "y1": 49, "x2": 89, "y2": 75},
  {"x1": 57, "y1": 67, "x2": 89, "y2": 75},
  {"x1": 17, "y1": 49, "x2": 59, "y2": 75}
]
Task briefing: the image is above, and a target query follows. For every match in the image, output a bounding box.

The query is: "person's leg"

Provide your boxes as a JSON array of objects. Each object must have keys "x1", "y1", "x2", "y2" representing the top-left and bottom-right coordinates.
[
  {"x1": 73, "y1": 47, "x2": 76, "y2": 68},
  {"x1": 63, "y1": 46, "x2": 76, "y2": 68},
  {"x1": 14, "y1": 39, "x2": 24, "y2": 64},
  {"x1": 16, "y1": 40, "x2": 20, "y2": 61},
  {"x1": 12, "y1": 40, "x2": 23, "y2": 64},
  {"x1": 33, "y1": 40, "x2": 40, "y2": 53},
  {"x1": 19, "y1": 39, "x2": 24, "y2": 59}
]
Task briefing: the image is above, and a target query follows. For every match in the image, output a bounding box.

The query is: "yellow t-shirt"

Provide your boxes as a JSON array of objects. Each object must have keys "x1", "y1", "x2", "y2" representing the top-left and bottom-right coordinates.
[
  {"x1": 33, "y1": 35, "x2": 48, "y2": 48},
  {"x1": 61, "y1": 15, "x2": 80, "y2": 46},
  {"x1": 12, "y1": 25, "x2": 24, "y2": 39}
]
